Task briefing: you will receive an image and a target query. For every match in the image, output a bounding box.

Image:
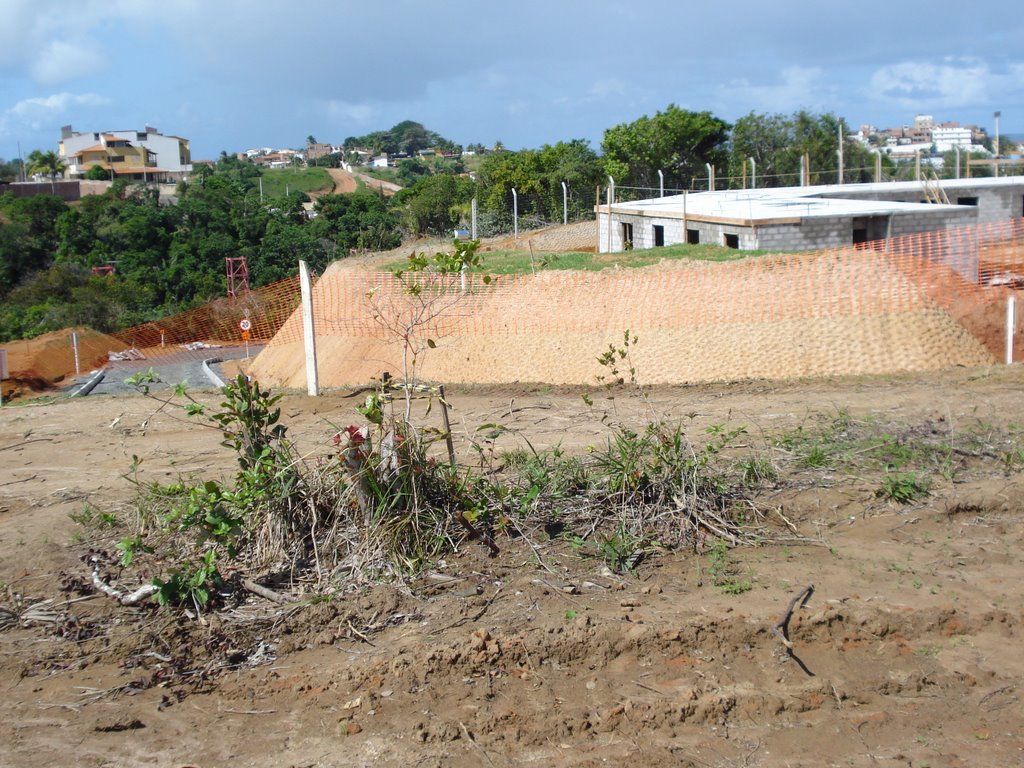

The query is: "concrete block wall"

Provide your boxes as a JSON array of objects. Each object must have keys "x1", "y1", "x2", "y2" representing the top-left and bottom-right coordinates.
[
  {"x1": 837, "y1": 184, "x2": 1023, "y2": 226},
  {"x1": 974, "y1": 188, "x2": 1024, "y2": 223},
  {"x1": 601, "y1": 214, "x2": 686, "y2": 252},
  {"x1": 888, "y1": 206, "x2": 976, "y2": 238},
  {"x1": 601, "y1": 201, "x2": 991, "y2": 255}
]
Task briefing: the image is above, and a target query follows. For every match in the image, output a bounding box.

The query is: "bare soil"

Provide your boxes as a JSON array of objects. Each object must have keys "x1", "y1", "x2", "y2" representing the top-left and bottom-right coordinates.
[
  {"x1": 324, "y1": 168, "x2": 401, "y2": 198},
  {"x1": 2, "y1": 366, "x2": 1024, "y2": 767}
]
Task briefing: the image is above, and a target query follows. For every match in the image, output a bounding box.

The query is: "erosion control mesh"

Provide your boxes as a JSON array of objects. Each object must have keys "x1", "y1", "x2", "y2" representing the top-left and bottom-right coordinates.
[
  {"x1": 3, "y1": 218, "x2": 1022, "y2": 393},
  {"x1": 250, "y1": 218, "x2": 1024, "y2": 387}
]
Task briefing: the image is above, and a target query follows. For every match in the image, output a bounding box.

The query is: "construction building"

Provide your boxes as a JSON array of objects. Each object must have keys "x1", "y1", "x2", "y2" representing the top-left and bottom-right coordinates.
[{"x1": 599, "y1": 176, "x2": 1024, "y2": 256}]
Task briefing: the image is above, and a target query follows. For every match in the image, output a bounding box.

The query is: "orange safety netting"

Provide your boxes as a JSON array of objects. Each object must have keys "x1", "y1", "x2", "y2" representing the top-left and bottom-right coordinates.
[
  {"x1": 265, "y1": 219, "x2": 1023, "y2": 345},
  {"x1": 109, "y1": 275, "x2": 303, "y2": 362},
  {"x1": 4, "y1": 218, "x2": 1023, "y2": 392},
  {"x1": 248, "y1": 218, "x2": 1024, "y2": 387}
]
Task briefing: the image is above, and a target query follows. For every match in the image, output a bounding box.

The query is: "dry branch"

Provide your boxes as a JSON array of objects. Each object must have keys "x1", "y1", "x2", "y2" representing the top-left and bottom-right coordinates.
[
  {"x1": 241, "y1": 578, "x2": 290, "y2": 604},
  {"x1": 773, "y1": 583, "x2": 814, "y2": 651},
  {"x1": 91, "y1": 564, "x2": 159, "y2": 605}
]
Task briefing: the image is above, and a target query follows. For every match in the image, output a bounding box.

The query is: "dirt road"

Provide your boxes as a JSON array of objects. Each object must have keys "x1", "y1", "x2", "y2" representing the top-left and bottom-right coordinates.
[
  {"x1": 2, "y1": 366, "x2": 1024, "y2": 767},
  {"x1": 325, "y1": 167, "x2": 402, "y2": 197}
]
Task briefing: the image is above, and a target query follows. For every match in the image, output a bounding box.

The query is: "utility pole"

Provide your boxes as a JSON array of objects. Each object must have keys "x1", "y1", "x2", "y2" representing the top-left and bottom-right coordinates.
[
  {"x1": 837, "y1": 121, "x2": 844, "y2": 184},
  {"x1": 994, "y1": 110, "x2": 1001, "y2": 177},
  {"x1": 511, "y1": 188, "x2": 518, "y2": 244}
]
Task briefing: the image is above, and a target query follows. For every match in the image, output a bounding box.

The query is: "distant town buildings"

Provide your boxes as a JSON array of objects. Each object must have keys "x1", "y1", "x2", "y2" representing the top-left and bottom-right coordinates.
[
  {"x1": 304, "y1": 141, "x2": 334, "y2": 161},
  {"x1": 238, "y1": 148, "x2": 301, "y2": 168},
  {"x1": 58, "y1": 125, "x2": 192, "y2": 182},
  {"x1": 855, "y1": 115, "x2": 990, "y2": 159}
]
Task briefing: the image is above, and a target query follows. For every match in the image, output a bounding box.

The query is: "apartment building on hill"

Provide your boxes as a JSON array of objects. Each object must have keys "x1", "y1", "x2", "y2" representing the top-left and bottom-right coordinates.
[{"x1": 59, "y1": 125, "x2": 192, "y2": 182}]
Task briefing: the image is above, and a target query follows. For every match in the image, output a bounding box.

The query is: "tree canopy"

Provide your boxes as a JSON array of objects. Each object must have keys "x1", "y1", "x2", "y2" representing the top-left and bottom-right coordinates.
[
  {"x1": 601, "y1": 105, "x2": 730, "y2": 193},
  {"x1": 727, "y1": 111, "x2": 878, "y2": 186},
  {"x1": 0, "y1": 105, "x2": 933, "y2": 343},
  {"x1": 343, "y1": 120, "x2": 459, "y2": 157}
]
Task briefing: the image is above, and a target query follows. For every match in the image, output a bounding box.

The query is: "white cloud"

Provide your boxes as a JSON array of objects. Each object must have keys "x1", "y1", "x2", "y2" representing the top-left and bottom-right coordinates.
[
  {"x1": 504, "y1": 101, "x2": 529, "y2": 118},
  {"x1": 325, "y1": 100, "x2": 377, "y2": 125},
  {"x1": 869, "y1": 58, "x2": 990, "y2": 106},
  {"x1": 722, "y1": 66, "x2": 830, "y2": 113},
  {"x1": 30, "y1": 40, "x2": 106, "y2": 86},
  {"x1": 588, "y1": 78, "x2": 628, "y2": 100},
  {"x1": 0, "y1": 92, "x2": 110, "y2": 137}
]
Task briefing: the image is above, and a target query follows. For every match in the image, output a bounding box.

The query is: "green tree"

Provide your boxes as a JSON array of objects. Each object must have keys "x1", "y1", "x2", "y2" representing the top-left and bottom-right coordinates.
[
  {"x1": 0, "y1": 157, "x2": 24, "y2": 182},
  {"x1": 476, "y1": 148, "x2": 545, "y2": 219},
  {"x1": 727, "y1": 112, "x2": 796, "y2": 187},
  {"x1": 536, "y1": 139, "x2": 602, "y2": 220},
  {"x1": 475, "y1": 139, "x2": 602, "y2": 224},
  {"x1": 601, "y1": 105, "x2": 730, "y2": 194},
  {"x1": 0, "y1": 192, "x2": 67, "y2": 295},
  {"x1": 253, "y1": 218, "x2": 333, "y2": 284},
  {"x1": 728, "y1": 111, "x2": 878, "y2": 187},
  {"x1": 392, "y1": 173, "x2": 475, "y2": 236},
  {"x1": 27, "y1": 150, "x2": 67, "y2": 192},
  {"x1": 0, "y1": 262, "x2": 148, "y2": 341},
  {"x1": 84, "y1": 164, "x2": 111, "y2": 181},
  {"x1": 312, "y1": 191, "x2": 401, "y2": 251}
]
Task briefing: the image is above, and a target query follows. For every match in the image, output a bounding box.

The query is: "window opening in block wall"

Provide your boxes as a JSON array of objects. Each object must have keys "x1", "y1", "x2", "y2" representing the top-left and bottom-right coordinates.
[
  {"x1": 686, "y1": 228, "x2": 700, "y2": 244},
  {"x1": 653, "y1": 225, "x2": 665, "y2": 247},
  {"x1": 724, "y1": 233, "x2": 739, "y2": 249},
  {"x1": 957, "y1": 196, "x2": 978, "y2": 206}
]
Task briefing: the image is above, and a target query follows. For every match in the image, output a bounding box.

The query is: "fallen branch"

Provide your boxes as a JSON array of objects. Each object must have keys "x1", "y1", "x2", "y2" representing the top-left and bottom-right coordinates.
[
  {"x1": 459, "y1": 722, "x2": 497, "y2": 768},
  {"x1": 91, "y1": 564, "x2": 159, "y2": 605},
  {"x1": 346, "y1": 619, "x2": 377, "y2": 646},
  {"x1": 241, "y1": 578, "x2": 290, "y2": 604},
  {"x1": 432, "y1": 585, "x2": 505, "y2": 635},
  {"x1": 772, "y1": 583, "x2": 814, "y2": 651},
  {"x1": 0, "y1": 437, "x2": 54, "y2": 452},
  {"x1": 455, "y1": 511, "x2": 500, "y2": 556}
]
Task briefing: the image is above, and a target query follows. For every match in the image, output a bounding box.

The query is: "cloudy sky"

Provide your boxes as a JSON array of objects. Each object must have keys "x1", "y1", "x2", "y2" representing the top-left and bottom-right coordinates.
[{"x1": 1, "y1": 0, "x2": 1021, "y2": 162}]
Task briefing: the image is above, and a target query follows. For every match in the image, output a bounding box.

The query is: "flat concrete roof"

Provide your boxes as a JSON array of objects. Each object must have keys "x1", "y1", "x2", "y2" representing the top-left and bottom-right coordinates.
[{"x1": 604, "y1": 175, "x2": 1024, "y2": 226}]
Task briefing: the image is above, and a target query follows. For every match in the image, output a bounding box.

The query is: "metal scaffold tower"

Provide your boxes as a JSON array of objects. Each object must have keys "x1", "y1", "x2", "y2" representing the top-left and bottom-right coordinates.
[{"x1": 225, "y1": 256, "x2": 250, "y2": 298}]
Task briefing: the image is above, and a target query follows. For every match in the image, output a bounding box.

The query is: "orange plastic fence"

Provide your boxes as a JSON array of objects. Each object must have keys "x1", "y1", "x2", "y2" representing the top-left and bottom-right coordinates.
[
  {"x1": 6, "y1": 218, "x2": 1022, "y2": 390},
  {"x1": 108, "y1": 275, "x2": 302, "y2": 363},
  {"x1": 259, "y1": 218, "x2": 1024, "y2": 363}
]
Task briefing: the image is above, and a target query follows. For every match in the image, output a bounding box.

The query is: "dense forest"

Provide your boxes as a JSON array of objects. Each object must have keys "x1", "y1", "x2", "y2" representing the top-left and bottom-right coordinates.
[{"x1": 1, "y1": 107, "x2": 995, "y2": 342}]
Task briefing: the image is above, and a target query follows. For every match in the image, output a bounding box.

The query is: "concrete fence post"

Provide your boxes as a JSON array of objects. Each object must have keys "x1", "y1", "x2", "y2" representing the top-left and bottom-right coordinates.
[
  {"x1": 512, "y1": 188, "x2": 518, "y2": 244},
  {"x1": 0, "y1": 349, "x2": 7, "y2": 407},
  {"x1": 299, "y1": 259, "x2": 319, "y2": 396},
  {"x1": 1007, "y1": 295, "x2": 1016, "y2": 365}
]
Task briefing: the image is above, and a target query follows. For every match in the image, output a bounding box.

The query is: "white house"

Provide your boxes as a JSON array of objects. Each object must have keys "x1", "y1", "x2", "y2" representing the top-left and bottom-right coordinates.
[{"x1": 59, "y1": 125, "x2": 192, "y2": 180}]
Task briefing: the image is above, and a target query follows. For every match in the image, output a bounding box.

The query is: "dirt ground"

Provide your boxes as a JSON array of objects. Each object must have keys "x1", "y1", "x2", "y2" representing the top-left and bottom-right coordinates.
[
  {"x1": 324, "y1": 168, "x2": 401, "y2": 198},
  {"x1": 2, "y1": 365, "x2": 1024, "y2": 767}
]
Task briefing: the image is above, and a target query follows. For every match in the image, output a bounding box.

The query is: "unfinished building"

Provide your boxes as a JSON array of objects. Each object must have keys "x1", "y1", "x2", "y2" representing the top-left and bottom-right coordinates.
[{"x1": 598, "y1": 176, "x2": 1024, "y2": 258}]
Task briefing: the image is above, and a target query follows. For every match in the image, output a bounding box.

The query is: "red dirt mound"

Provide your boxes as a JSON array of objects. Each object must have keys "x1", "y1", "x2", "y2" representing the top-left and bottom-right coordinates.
[{"x1": 0, "y1": 327, "x2": 129, "y2": 400}]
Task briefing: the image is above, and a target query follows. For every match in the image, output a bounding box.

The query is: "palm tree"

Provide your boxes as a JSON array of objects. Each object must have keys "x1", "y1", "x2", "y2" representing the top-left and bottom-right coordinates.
[{"x1": 28, "y1": 150, "x2": 66, "y2": 193}]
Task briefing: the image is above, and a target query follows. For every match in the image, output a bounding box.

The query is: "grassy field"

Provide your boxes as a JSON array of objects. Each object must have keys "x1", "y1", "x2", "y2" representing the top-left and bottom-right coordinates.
[
  {"x1": 357, "y1": 166, "x2": 403, "y2": 185},
  {"x1": 258, "y1": 167, "x2": 334, "y2": 198},
  {"x1": 385, "y1": 241, "x2": 773, "y2": 275}
]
